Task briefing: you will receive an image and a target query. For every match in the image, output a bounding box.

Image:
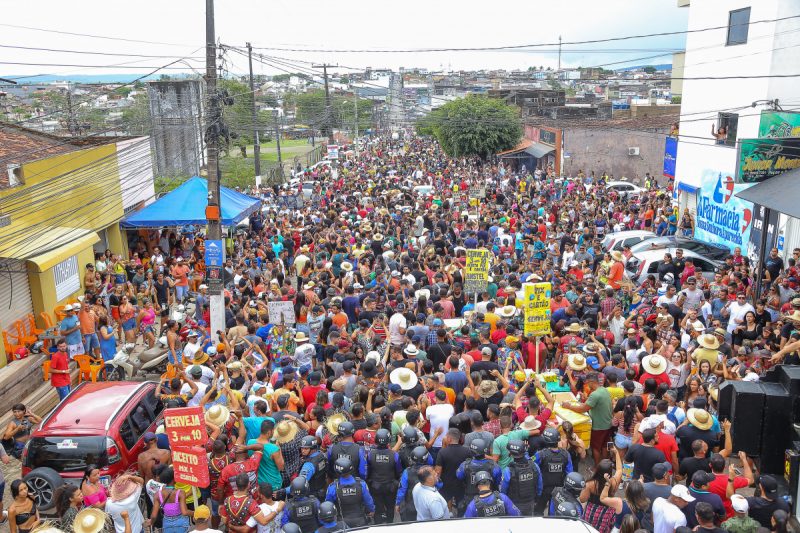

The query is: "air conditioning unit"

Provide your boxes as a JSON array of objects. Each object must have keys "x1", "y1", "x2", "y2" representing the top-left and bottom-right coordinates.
[{"x1": 628, "y1": 147, "x2": 640, "y2": 156}]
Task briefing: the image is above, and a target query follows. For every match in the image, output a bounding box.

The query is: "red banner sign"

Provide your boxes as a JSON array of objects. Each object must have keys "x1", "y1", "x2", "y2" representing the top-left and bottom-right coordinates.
[
  {"x1": 163, "y1": 407, "x2": 205, "y2": 447},
  {"x1": 171, "y1": 445, "x2": 209, "y2": 487}
]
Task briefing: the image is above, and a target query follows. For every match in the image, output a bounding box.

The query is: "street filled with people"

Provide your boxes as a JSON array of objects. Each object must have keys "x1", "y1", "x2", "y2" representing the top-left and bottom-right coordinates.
[{"x1": 10, "y1": 133, "x2": 800, "y2": 533}]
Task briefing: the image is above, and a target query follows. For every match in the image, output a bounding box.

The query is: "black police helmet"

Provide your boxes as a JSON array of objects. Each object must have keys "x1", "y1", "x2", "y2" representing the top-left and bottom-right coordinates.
[
  {"x1": 401, "y1": 425, "x2": 418, "y2": 444},
  {"x1": 554, "y1": 501, "x2": 579, "y2": 518},
  {"x1": 411, "y1": 446, "x2": 430, "y2": 464},
  {"x1": 507, "y1": 439, "x2": 527, "y2": 457},
  {"x1": 375, "y1": 428, "x2": 391, "y2": 447},
  {"x1": 318, "y1": 501, "x2": 337, "y2": 522},
  {"x1": 337, "y1": 421, "x2": 355, "y2": 438},
  {"x1": 289, "y1": 476, "x2": 308, "y2": 497},
  {"x1": 542, "y1": 427, "x2": 560, "y2": 446},
  {"x1": 469, "y1": 438, "x2": 487, "y2": 456},
  {"x1": 283, "y1": 524, "x2": 302, "y2": 533},
  {"x1": 473, "y1": 470, "x2": 493, "y2": 486},
  {"x1": 300, "y1": 436, "x2": 318, "y2": 450},
  {"x1": 333, "y1": 457, "x2": 353, "y2": 476},
  {"x1": 564, "y1": 472, "x2": 586, "y2": 494}
]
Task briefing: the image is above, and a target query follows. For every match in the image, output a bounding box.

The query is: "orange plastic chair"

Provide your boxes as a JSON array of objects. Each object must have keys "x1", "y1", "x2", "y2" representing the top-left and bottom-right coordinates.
[
  {"x1": 27, "y1": 314, "x2": 45, "y2": 337},
  {"x1": 42, "y1": 360, "x2": 51, "y2": 381},
  {"x1": 162, "y1": 363, "x2": 178, "y2": 380},
  {"x1": 40, "y1": 312, "x2": 55, "y2": 330},
  {"x1": 14, "y1": 320, "x2": 37, "y2": 346},
  {"x1": 2, "y1": 331, "x2": 22, "y2": 361},
  {"x1": 74, "y1": 354, "x2": 104, "y2": 382},
  {"x1": 54, "y1": 305, "x2": 67, "y2": 322}
]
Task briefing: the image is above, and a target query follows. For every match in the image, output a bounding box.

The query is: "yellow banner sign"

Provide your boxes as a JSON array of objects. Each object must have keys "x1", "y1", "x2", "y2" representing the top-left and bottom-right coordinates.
[
  {"x1": 524, "y1": 282, "x2": 552, "y2": 337},
  {"x1": 464, "y1": 249, "x2": 490, "y2": 294}
]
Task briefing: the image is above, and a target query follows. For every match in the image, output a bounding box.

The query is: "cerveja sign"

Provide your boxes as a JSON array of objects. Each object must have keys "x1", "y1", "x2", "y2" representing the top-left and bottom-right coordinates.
[
  {"x1": 523, "y1": 282, "x2": 552, "y2": 337},
  {"x1": 694, "y1": 171, "x2": 753, "y2": 251},
  {"x1": 464, "y1": 249, "x2": 490, "y2": 294},
  {"x1": 738, "y1": 138, "x2": 800, "y2": 183}
]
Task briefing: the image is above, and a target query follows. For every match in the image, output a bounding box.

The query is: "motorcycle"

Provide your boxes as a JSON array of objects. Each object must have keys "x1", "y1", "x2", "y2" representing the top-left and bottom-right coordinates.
[{"x1": 106, "y1": 336, "x2": 170, "y2": 381}]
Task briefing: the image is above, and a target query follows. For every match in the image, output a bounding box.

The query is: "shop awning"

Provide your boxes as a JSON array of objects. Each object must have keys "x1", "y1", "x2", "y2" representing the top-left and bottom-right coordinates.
[
  {"x1": 525, "y1": 142, "x2": 555, "y2": 159},
  {"x1": 497, "y1": 139, "x2": 533, "y2": 157},
  {"x1": 121, "y1": 176, "x2": 261, "y2": 228},
  {"x1": 736, "y1": 168, "x2": 800, "y2": 218},
  {"x1": 0, "y1": 227, "x2": 99, "y2": 272},
  {"x1": 677, "y1": 182, "x2": 699, "y2": 194}
]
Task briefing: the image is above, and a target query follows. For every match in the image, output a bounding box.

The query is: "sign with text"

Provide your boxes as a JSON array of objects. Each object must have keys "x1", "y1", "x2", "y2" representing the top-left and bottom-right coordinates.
[
  {"x1": 737, "y1": 137, "x2": 800, "y2": 183},
  {"x1": 204, "y1": 239, "x2": 224, "y2": 267},
  {"x1": 326, "y1": 145, "x2": 339, "y2": 160},
  {"x1": 468, "y1": 185, "x2": 486, "y2": 199},
  {"x1": 172, "y1": 446, "x2": 210, "y2": 487},
  {"x1": 268, "y1": 300, "x2": 296, "y2": 325},
  {"x1": 694, "y1": 171, "x2": 754, "y2": 252},
  {"x1": 523, "y1": 282, "x2": 552, "y2": 337},
  {"x1": 163, "y1": 407, "x2": 205, "y2": 447},
  {"x1": 464, "y1": 249, "x2": 490, "y2": 295},
  {"x1": 759, "y1": 111, "x2": 800, "y2": 138},
  {"x1": 663, "y1": 136, "x2": 677, "y2": 179},
  {"x1": 205, "y1": 266, "x2": 223, "y2": 292}
]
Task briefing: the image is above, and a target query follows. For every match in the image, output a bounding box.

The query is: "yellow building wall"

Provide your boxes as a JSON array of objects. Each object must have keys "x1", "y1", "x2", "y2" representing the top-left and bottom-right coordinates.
[{"x1": 28, "y1": 245, "x2": 97, "y2": 330}]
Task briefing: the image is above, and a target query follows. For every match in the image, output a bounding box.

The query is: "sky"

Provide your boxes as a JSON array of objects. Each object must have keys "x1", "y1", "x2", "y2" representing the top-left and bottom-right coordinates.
[{"x1": 0, "y1": 0, "x2": 689, "y2": 79}]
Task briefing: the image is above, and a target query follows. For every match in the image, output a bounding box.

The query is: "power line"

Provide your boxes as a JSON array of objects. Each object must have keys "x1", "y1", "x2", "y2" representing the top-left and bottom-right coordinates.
[
  {"x1": 0, "y1": 43, "x2": 206, "y2": 59},
  {"x1": 0, "y1": 23, "x2": 198, "y2": 48},
  {"x1": 0, "y1": 60, "x2": 202, "y2": 69}
]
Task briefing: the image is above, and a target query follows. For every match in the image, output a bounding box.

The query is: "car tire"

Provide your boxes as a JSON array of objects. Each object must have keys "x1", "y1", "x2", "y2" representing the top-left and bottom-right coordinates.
[{"x1": 23, "y1": 467, "x2": 64, "y2": 511}]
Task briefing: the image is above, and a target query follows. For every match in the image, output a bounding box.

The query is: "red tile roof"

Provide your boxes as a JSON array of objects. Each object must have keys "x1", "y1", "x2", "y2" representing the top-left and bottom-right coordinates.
[{"x1": 0, "y1": 122, "x2": 84, "y2": 165}]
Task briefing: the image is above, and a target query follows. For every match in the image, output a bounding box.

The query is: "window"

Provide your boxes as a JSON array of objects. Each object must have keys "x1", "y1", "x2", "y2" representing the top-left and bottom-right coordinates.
[
  {"x1": 647, "y1": 261, "x2": 661, "y2": 274},
  {"x1": 727, "y1": 8, "x2": 751, "y2": 45},
  {"x1": 716, "y1": 113, "x2": 739, "y2": 147},
  {"x1": 119, "y1": 418, "x2": 138, "y2": 450},
  {"x1": 53, "y1": 255, "x2": 80, "y2": 301}
]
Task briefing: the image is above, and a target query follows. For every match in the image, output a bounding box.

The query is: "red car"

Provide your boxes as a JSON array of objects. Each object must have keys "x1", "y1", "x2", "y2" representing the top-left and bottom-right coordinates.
[{"x1": 21, "y1": 381, "x2": 163, "y2": 511}]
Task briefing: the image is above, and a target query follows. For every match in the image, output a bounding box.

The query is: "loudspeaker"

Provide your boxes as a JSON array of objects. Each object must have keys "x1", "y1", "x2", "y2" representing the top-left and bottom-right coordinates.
[
  {"x1": 719, "y1": 380, "x2": 764, "y2": 457},
  {"x1": 761, "y1": 382, "x2": 793, "y2": 475}
]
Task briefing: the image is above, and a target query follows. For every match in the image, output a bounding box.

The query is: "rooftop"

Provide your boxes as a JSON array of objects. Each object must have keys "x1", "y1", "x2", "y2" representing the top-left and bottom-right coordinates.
[
  {"x1": 526, "y1": 110, "x2": 679, "y2": 131},
  {"x1": 0, "y1": 121, "x2": 128, "y2": 165}
]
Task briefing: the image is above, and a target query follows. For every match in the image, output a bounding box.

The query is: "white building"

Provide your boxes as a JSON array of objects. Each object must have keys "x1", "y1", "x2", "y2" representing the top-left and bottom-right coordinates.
[{"x1": 674, "y1": 0, "x2": 800, "y2": 257}]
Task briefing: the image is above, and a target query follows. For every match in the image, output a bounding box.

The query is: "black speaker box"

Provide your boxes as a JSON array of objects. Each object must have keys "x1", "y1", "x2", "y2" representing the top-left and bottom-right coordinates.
[
  {"x1": 718, "y1": 380, "x2": 764, "y2": 457},
  {"x1": 761, "y1": 382, "x2": 793, "y2": 474}
]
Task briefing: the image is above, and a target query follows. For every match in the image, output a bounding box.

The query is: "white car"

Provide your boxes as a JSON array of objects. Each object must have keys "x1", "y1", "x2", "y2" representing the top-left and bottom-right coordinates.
[
  {"x1": 606, "y1": 181, "x2": 645, "y2": 196},
  {"x1": 370, "y1": 517, "x2": 598, "y2": 533},
  {"x1": 413, "y1": 185, "x2": 434, "y2": 197},
  {"x1": 626, "y1": 248, "x2": 722, "y2": 285},
  {"x1": 602, "y1": 230, "x2": 656, "y2": 252}
]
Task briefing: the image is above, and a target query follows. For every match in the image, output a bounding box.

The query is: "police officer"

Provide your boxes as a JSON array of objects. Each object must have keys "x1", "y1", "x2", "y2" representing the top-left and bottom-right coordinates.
[
  {"x1": 299, "y1": 436, "x2": 328, "y2": 501},
  {"x1": 533, "y1": 427, "x2": 573, "y2": 515},
  {"x1": 327, "y1": 422, "x2": 367, "y2": 478},
  {"x1": 455, "y1": 438, "x2": 502, "y2": 516},
  {"x1": 552, "y1": 500, "x2": 581, "y2": 518},
  {"x1": 281, "y1": 476, "x2": 321, "y2": 533},
  {"x1": 366, "y1": 428, "x2": 402, "y2": 524},
  {"x1": 549, "y1": 472, "x2": 585, "y2": 517},
  {"x1": 395, "y1": 446, "x2": 438, "y2": 522},
  {"x1": 397, "y1": 425, "x2": 422, "y2": 469},
  {"x1": 325, "y1": 457, "x2": 375, "y2": 527},
  {"x1": 501, "y1": 439, "x2": 543, "y2": 516},
  {"x1": 315, "y1": 501, "x2": 347, "y2": 533},
  {"x1": 463, "y1": 471, "x2": 521, "y2": 518}
]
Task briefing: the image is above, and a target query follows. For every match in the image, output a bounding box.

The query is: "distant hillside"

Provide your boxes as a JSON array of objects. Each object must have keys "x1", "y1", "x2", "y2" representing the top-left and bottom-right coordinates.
[
  {"x1": 615, "y1": 64, "x2": 672, "y2": 72},
  {"x1": 1, "y1": 73, "x2": 197, "y2": 84}
]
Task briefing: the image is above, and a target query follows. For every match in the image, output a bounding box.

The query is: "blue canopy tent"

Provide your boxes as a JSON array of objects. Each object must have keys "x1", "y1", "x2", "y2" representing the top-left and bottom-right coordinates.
[{"x1": 121, "y1": 177, "x2": 261, "y2": 228}]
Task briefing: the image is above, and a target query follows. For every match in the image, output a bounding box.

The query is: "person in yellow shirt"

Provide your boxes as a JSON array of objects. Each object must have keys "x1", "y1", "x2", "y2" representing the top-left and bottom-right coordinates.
[{"x1": 483, "y1": 302, "x2": 500, "y2": 333}]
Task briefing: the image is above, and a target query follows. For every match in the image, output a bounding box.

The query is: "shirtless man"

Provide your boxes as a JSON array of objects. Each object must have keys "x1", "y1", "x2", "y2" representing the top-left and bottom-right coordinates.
[{"x1": 137, "y1": 432, "x2": 171, "y2": 481}]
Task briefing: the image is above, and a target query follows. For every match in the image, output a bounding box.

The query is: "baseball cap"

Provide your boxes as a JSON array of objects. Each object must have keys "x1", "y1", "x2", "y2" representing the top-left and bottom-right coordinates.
[
  {"x1": 760, "y1": 474, "x2": 778, "y2": 496},
  {"x1": 433, "y1": 318, "x2": 444, "y2": 326},
  {"x1": 194, "y1": 505, "x2": 211, "y2": 520},
  {"x1": 389, "y1": 383, "x2": 402, "y2": 394},
  {"x1": 730, "y1": 494, "x2": 749, "y2": 513},
  {"x1": 342, "y1": 360, "x2": 355, "y2": 371},
  {"x1": 670, "y1": 484, "x2": 695, "y2": 502},
  {"x1": 586, "y1": 356, "x2": 601, "y2": 370},
  {"x1": 143, "y1": 432, "x2": 157, "y2": 443},
  {"x1": 416, "y1": 313, "x2": 427, "y2": 322},
  {"x1": 652, "y1": 462, "x2": 672, "y2": 480},
  {"x1": 692, "y1": 470, "x2": 715, "y2": 487},
  {"x1": 481, "y1": 347, "x2": 493, "y2": 356},
  {"x1": 189, "y1": 365, "x2": 203, "y2": 377}
]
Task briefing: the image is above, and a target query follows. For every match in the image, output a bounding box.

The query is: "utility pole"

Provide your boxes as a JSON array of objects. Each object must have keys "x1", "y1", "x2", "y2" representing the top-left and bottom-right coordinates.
[
  {"x1": 246, "y1": 42, "x2": 262, "y2": 188},
  {"x1": 313, "y1": 63, "x2": 335, "y2": 144},
  {"x1": 273, "y1": 109, "x2": 283, "y2": 180},
  {"x1": 353, "y1": 91, "x2": 359, "y2": 157},
  {"x1": 205, "y1": 0, "x2": 225, "y2": 342},
  {"x1": 558, "y1": 35, "x2": 562, "y2": 72}
]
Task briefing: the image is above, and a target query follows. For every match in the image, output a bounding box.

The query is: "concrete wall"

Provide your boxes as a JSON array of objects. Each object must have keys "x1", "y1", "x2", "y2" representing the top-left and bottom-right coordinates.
[{"x1": 563, "y1": 127, "x2": 670, "y2": 184}]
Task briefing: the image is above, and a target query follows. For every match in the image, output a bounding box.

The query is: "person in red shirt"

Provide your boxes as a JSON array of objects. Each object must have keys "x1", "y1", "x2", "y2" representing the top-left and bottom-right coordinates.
[
  {"x1": 513, "y1": 379, "x2": 554, "y2": 426},
  {"x1": 707, "y1": 448, "x2": 754, "y2": 518},
  {"x1": 220, "y1": 472, "x2": 270, "y2": 531},
  {"x1": 301, "y1": 371, "x2": 325, "y2": 407},
  {"x1": 638, "y1": 354, "x2": 672, "y2": 388},
  {"x1": 51, "y1": 339, "x2": 72, "y2": 401},
  {"x1": 217, "y1": 447, "x2": 263, "y2": 501}
]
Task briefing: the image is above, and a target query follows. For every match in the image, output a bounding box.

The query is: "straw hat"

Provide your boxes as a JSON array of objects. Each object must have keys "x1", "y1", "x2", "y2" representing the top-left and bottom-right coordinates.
[
  {"x1": 415, "y1": 289, "x2": 431, "y2": 300},
  {"x1": 303, "y1": 281, "x2": 316, "y2": 290},
  {"x1": 611, "y1": 250, "x2": 624, "y2": 261},
  {"x1": 520, "y1": 415, "x2": 542, "y2": 431},
  {"x1": 109, "y1": 475, "x2": 140, "y2": 502},
  {"x1": 498, "y1": 305, "x2": 517, "y2": 318},
  {"x1": 325, "y1": 412, "x2": 348, "y2": 435},
  {"x1": 73, "y1": 509, "x2": 107, "y2": 533},
  {"x1": 365, "y1": 350, "x2": 382, "y2": 364},
  {"x1": 404, "y1": 345, "x2": 419, "y2": 357},
  {"x1": 564, "y1": 323, "x2": 583, "y2": 333},
  {"x1": 295, "y1": 331, "x2": 309, "y2": 343},
  {"x1": 784, "y1": 310, "x2": 800, "y2": 323},
  {"x1": 477, "y1": 379, "x2": 499, "y2": 399},
  {"x1": 567, "y1": 353, "x2": 588, "y2": 371},
  {"x1": 582, "y1": 342, "x2": 599, "y2": 355},
  {"x1": 274, "y1": 419, "x2": 299, "y2": 444},
  {"x1": 373, "y1": 233, "x2": 384, "y2": 241},
  {"x1": 686, "y1": 408, "x2": 714, "y2": 431},
  {"x1": 204, "y1": 404, "x2": 231, "y2": 427},
  {"x1": 642, "y1": 354, "x2": 667, "y2": 375},
  {"x1": 31, "y1": 524, "x2": 65, "y2": 533},
  {"x1": 390, "y1": 367, "x2": 419, "y2": 390},
  {"x1": 697, "y1": 334, "x2": 720, "y2": 350},
  {"x1": 341, "y1": 262, "x2": 353, "y2": 272}
]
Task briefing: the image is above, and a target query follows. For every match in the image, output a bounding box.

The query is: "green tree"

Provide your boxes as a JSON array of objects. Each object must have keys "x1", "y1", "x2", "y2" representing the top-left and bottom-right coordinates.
[
  {"x1": 642, "y1": 65, "x2": 657, "y2": 74},
  {"x1": 418, "y1": 95, "x2": 522, "y2": 160},
  {"x1": 220, "y1": 78, "x2": 270, "y2": 147},
  {"x1": 121, "y1": 92, "x2": 152, "y2": 136}
]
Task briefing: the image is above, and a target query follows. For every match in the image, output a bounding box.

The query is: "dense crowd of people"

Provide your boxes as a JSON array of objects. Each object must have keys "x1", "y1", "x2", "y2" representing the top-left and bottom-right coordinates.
[{"x1": 11, "y1": 133, "x2": 800, "y2": 533}]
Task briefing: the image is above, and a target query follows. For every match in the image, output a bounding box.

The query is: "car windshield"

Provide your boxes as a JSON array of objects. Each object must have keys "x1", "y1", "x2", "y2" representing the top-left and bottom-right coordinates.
[{"x1": 25, "y1": 436, "x2": 108, "y2": 473}]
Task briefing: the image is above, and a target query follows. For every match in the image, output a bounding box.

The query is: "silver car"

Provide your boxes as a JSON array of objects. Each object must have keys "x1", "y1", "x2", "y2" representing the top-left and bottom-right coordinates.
[{"x1": 625, "y1": 247, "x2": 722, "y2": 285}]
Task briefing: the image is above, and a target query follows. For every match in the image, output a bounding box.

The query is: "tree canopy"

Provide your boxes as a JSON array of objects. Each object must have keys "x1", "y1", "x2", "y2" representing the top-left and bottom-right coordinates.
[{"x1": 418, "y1": 95, "x2": 522, "y2": 159}]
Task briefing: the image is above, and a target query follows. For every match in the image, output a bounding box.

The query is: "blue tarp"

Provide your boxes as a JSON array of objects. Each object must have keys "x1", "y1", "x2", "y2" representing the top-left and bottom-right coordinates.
[{"x1": 121, "y1": 176, "x2": 261, "y2": 228}]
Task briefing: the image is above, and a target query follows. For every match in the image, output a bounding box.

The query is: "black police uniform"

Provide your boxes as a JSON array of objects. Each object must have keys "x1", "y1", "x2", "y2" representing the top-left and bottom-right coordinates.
[
  {"x1": 328, "y1": 441, "x2": 363, "y2": 477},
  {"x1": 506, "y1": 459, "x2": 540, "y2": 516},
  {"x1": 550, "y1": 486, "x2": 581, "y2": 515},
  {"x1": 335, "y1": 479, "x2": 368, "y2": 527},
  {"x1": 534, "y1": 447, "x2": 569, "y2": 515},
  {"x1": 306, "y1": 452, "x2": 328, "y2": 500},
  {"x1": 367, "y1": 447, "x2": 400, "y2": 524},
  {"x1": 459, "y1": 459, "x2": 497, "y2": 515},
  {"x1": 399, "y1": 463, "x2": 425, "y2": 522},
  {"x1": 473, "y1": 492, "x2": 508, "y2": 517},
  {"x1": 285, "y1": 496, "x2": 321, "y2": 533}
]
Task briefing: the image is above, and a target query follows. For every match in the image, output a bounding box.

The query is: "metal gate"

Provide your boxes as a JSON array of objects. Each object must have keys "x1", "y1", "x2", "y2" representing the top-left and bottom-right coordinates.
[{"x1": 0, "y1": 259, "x2": 34, "y2": 334}]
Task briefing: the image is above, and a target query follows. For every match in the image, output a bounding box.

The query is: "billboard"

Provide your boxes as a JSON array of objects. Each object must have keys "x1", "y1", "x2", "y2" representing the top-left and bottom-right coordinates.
[
  {"x1": 759, "y1": 111, "x2": 800, "y2": 138},
  {"x1": 663, "y1": 136, "x2": 678, "y2": 179},
  {"x1": 737, "y1": 137, "x2": 800, "y2": 183},
  {"x1": 694, "y1": 171, "x2": 754, "y2": 252}
]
